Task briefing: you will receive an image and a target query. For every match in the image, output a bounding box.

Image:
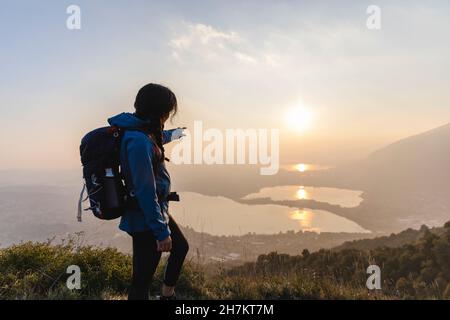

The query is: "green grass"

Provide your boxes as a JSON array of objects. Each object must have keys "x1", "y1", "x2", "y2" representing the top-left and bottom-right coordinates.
[
  {"x1": 1, "y1": 221, "x2": 449, "y2": 300},
  {"x1": 0, "y1": 241, "x2": 396, "y2": 300}
]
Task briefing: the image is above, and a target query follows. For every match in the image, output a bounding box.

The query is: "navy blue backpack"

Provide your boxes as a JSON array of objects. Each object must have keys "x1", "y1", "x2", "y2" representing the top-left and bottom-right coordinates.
[
  {"x1": 78, "y1": 126, "x2": 177, "y2": 222},
  {"x1": 78, "y1": 126, "x2": 126, "y2": 221}
]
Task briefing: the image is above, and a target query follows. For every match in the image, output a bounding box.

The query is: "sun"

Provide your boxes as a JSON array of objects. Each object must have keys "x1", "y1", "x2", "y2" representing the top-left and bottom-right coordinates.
[{"x1": 285, "y1": 105, "x2": 313, "y2": 132}]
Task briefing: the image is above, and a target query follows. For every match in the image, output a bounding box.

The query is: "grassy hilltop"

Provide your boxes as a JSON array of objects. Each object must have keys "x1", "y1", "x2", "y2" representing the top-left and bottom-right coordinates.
[{"x1": 1, "y1": 222, "x2": 449, "y2": 300}]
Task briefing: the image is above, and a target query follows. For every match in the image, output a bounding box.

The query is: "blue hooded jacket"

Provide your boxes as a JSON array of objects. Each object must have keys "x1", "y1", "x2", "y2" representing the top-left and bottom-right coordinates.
[{"x1": 107, "y1": 113, "x2": 177, "y2": 241}]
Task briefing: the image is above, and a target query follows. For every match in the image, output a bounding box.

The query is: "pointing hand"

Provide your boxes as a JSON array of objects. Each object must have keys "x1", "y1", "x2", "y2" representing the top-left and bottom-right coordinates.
[{"x1": 171, "y1": 127, "x2": 187, "y2": 140}]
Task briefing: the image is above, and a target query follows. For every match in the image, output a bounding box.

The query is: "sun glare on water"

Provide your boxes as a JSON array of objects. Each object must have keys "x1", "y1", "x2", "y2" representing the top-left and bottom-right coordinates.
[
  {"x1": 290, "y1": 209, "x2": 313, "y2": 228},
  {"x1": 296, "y1": 186, "x2": 308, "y2": 200}
]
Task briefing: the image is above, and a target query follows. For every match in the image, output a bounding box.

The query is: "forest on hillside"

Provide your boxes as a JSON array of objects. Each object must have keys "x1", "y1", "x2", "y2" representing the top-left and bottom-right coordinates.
[{"x1": 230, "y1": 221, "x2": 450, "y2": 299}]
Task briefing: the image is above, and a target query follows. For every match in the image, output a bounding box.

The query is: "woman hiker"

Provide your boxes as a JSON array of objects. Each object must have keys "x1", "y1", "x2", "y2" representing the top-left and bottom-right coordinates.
[{"x1": 108, "y1": 83, "x2": 189, "y2": 300}]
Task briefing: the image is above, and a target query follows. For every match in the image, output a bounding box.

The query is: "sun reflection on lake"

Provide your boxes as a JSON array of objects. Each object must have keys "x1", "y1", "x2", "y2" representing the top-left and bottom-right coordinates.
[
  {"x1": 296, "y1": 186, "x2": 308, "y2": 200},
  {"x1": 290, "y1": 209, "x2": 313, "y2": 228},
  {"x1": 289, "y1": 163, "x2": 332, "y2": 172}
]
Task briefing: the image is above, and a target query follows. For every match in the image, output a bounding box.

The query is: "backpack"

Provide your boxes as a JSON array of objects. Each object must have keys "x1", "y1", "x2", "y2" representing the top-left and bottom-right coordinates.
[
  {"x1": 77, "y1": 126, "x2": 180, "y2": 222},
  {"x1": 78, "y1": 126, "x2": 124, "y2": 221},
  {"x1": 77, "y1": 126, "x2": 159, "y2": 221}
]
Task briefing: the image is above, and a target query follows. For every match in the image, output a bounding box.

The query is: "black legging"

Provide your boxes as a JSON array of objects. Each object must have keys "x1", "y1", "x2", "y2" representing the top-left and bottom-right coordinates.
[{"x1": 128, "y1": 214, "x2": 189, "y2": 300}]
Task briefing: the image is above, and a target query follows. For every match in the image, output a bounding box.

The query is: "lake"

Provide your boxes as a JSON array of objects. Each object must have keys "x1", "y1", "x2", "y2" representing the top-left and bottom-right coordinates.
[
  {"x1": 242, "y1": 185, "x2": 363, "y2": 208},
  {"x1": 170, "y1": 192, "x2": 370, "y2": 236}
]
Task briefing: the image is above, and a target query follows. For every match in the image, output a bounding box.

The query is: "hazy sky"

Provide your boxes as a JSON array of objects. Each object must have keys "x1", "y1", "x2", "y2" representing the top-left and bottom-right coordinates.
[{"x1": 1, "y1": 0, "x2": 450, "y2": 169}]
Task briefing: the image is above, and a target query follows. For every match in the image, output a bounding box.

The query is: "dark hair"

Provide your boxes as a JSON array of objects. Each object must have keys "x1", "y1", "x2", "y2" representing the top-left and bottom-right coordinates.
[{"x1": 134, "y1": 83, "x2": 178, "y2": 162}]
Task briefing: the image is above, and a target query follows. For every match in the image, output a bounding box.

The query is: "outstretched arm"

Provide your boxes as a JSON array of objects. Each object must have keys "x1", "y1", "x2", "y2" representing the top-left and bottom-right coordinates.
[{"x1": 163, "y1": 127, "x2": 186, "y2": 144}]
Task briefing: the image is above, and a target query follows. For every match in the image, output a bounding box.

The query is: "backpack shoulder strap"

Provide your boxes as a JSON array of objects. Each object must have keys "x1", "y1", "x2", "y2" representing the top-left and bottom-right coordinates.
[
  {"x1": 147, "y1": 135, "x2": 162, "y2": 175},
  {"x1": 120, "y1": 127, "x2": 160, "y2": 177}
]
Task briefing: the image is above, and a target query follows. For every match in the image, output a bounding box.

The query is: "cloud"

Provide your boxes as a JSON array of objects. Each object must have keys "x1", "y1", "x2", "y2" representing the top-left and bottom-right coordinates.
[
  {"x1": 169, "y1": 22, "x2": 264, "y2": 66},
  {"x1": 170, "y1": 23, "x2": 240, "y2": 49},
  {"x1": 168, "y1": 20, "x2": 368, "y2": 73}
]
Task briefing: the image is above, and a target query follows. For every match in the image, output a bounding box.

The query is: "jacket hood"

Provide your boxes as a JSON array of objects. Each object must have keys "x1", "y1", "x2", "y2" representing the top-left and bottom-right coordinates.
[{"x1": 107, "y1": 112, "x2": 152, "y2": 128}]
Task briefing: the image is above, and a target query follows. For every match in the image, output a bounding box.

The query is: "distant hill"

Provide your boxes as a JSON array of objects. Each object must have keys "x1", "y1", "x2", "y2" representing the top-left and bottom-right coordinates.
[
  {"x1": 333, "y1": 224, "x2": 446, "y2": 251},
  {"x1": 309, "y1": 123, "x2": 450, "y2": 232},
  {"x1": 340, "y1": 122, "x2": 450, "y2": 190}
]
